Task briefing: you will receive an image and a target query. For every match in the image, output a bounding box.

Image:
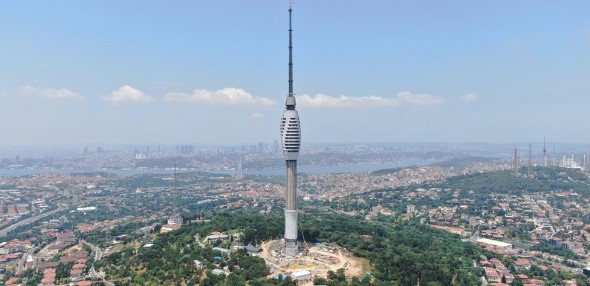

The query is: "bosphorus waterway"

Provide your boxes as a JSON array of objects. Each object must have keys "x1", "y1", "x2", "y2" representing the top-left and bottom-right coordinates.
[{"x1": 0, "y1": 159, "x2": 436, "y2": 178}]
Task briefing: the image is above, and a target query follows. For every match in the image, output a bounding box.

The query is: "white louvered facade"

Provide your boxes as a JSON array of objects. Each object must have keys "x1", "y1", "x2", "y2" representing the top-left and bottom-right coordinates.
[{"x1": 280, "y1": 108, "x2": 301, "y2": 160}]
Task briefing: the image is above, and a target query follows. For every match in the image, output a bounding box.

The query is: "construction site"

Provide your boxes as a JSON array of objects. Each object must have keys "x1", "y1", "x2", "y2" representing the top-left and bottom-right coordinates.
[{"x1": 258, "y1": 239, "x2": 369, "y2": 285}]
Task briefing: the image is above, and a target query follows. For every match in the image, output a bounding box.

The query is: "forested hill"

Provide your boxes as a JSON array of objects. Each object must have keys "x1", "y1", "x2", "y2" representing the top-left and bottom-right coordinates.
[
  {"x1": 372, "y1": 156, "x2": 499, "y2": 175},
  {"x1": 440, "y1": 166, "x2": 590, "y2": 195},
  {"x1": 96, "y1": 211, "x2": 487, "y2": 285},
  {"x1": 433, "y1": 156, "x2": 499, "y2": 171},
  {"x1": 299, "y1": 213, "x2": 485, "y2": 285}
]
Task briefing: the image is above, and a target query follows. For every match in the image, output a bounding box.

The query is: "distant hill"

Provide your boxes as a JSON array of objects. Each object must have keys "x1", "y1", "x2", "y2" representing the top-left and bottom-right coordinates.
[
  {"x1": 433, "y1": 156, "x2": 499, "y2": 171},
  {"x1": 371, "y1": 156, "x2": 500, "y2": 175},
  {"x1": 371, "y1": 167, "x2": 404, "y2": 175},
  {"x1": 440, "y1": 166, "x2": 590, "y2": 195}
]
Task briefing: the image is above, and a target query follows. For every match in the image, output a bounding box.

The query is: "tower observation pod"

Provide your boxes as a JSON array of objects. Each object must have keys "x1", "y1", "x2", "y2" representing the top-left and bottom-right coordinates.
[{"x1": 279, "y1": 4, "x2": 301, "y2": 256}]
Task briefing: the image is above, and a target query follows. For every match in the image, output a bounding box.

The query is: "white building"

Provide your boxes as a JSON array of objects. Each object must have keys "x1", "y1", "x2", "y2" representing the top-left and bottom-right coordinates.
[
  {"x1": 291, "y1": 270, "x2": 312, "y2": 281},
  {"x1": 194, "y1": 260, "x2": 203, "y2": 269},
  {"x1": 476, "y1": 238, "x2": 513, "y2": 249},
  {"x1": 212, "y1": 247, "x2": 230, "y2": 254},
  {"x1": 167, "y1": 216, "x2": 183, "y2": 225},
  {"x1": 206, "y1": 234, "x2": 229, "y2": 242}
]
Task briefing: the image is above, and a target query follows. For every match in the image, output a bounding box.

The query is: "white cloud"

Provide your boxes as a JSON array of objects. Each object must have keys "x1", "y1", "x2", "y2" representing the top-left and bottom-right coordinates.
[
  {"x1": 104, "y1": 85, "x2": 153, "y2": 106},
  {"x1": 250, "y1": 112, "x2": 266, "y2": 120},
  {"x1": 164, "y1": 88, "x2": 274, "y2": 107},
  {"x1": 462, "y1": 93, "x2": 480, "y2": 102},
  {"x1": 396, "y1": 91, "x2": 444, "y2": 105},
  {"x1": 298, "y1": 94, "x2": 401, "y2": 109},
  {"x1": 21, "y1": 85, "x2": 86, "y2": 100},
  {"x1": 298, "y1": 91, "x2": 443, "y2": 109}
]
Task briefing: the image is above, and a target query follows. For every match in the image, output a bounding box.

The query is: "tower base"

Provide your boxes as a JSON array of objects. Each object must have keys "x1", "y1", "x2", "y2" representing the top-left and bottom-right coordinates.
[{"x1": 285, "y1": 239, "x2": 300, "y2": 256}]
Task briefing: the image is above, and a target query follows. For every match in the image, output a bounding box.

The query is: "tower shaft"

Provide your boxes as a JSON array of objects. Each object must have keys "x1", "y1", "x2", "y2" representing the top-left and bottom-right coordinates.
[
  {"x1": 284, "y1": 160, "x2": 298, "y2": 253},
  {"x1": 285, "y1": 160, "x2": 297, "y2": 209}
]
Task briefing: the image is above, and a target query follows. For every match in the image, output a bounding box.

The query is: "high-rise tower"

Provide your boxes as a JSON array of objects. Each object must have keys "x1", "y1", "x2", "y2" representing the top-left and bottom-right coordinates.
[
  {"x1": 543, "y1": 137, "x2": 547, "y2": 167},
  {"x1": 527, "y1": 143, "x2": 533, "y2": 177},
  {"x1": 235, "y1": 157, "x2": 244, "y2": 181},
  {"x1": 280, "y1": 4, "x2": 301, "y2": 256},
  {"x1": 513, "y1": 145, "x2": 519, "y2": 176}
]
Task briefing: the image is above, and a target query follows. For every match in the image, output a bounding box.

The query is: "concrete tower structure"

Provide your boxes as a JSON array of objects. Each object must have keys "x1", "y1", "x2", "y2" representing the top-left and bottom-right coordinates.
[
  {"x1": 280, "y1": 4, "x2": 301, "y2": 257},
  {"x1": 513, "y1": 145, "x2": 519, "y2": 176},
  {"x1": 527, "y1": 143, "x2": 533, "y2": 177},
  {"x1": 543, "y1": 137, "x2": 547, "y2": 167},
  {"x1": 235, "y1": 158, "x2": 244, "y2": 181}
]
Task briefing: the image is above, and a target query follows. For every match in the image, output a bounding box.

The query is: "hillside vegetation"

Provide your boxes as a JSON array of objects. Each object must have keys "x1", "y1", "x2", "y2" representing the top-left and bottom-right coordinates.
[
  {"x1": 97, "y1": 211, "x2": 486, "y2": 285},
  {"x1": 440, "y1": 167, "x2": 590, "y2": 195}
]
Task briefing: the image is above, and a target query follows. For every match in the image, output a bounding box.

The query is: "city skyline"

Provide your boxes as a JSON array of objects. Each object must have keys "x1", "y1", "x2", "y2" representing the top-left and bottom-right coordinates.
[{"x1": 1, "y1": 1, "x2": 589, "y2": 145}]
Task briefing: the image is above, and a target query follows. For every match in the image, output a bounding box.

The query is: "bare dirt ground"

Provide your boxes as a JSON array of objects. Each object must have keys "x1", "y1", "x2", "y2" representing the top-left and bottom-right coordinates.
[{"x1": 259, "y1": 240, "x2": 368, "y2": 285}]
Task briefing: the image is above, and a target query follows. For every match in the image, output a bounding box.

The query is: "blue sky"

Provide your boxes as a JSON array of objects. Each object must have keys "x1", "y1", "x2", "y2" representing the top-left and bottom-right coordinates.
[{"x1": 0, "y1": 1, "x2": 589, "y2": 145}]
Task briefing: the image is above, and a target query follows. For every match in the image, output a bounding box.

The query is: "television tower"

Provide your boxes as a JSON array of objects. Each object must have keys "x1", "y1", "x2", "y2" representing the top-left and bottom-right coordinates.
[
  {"x1": 543, "y1": 137, "x2": 547, "y2": 167},
  {"x1": 527, "y1": 143, "x2": 533, "y2": 177},
  {"x1": 235, "y1": 157, "x2": 244, "y2": 180},
  {"x1": 280, "y1": 3, "x2": 301, "y2": 256},
  {"x1": 174, "y1": 159, "x2": 180, "y2": 213},
  {"x1": 513, "y1": 145, "x2": 519, "y2": 176}
]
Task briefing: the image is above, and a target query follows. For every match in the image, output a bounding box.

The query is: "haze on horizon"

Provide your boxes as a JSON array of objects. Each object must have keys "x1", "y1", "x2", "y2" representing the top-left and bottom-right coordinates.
[{"x1": 0, "y1": 1, "x2": 589, "y2": 145}]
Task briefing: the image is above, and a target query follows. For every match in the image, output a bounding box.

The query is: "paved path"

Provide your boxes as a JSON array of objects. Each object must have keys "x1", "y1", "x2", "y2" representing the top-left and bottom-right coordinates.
[{"x1": 82, "y1": 240, "x2": 103, "y2": 261}]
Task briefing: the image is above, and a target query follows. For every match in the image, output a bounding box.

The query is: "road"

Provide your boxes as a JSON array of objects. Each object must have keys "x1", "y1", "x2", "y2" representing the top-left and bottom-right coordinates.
[
  {"x1": 532, "y1": 252, "x2": 584, "y2": 274},
  {"x1": 470, "y1": 235, "x2": 584, "y2": 277},
  {"x1": 15, "y1": 248, "x2": 35, "y2": 276},
  {"x1": 0, "y1": 207, "x2": 64, "y2": 237},
  {"x1": 89, "y1": 266, "x2": 113, "y2": 286},
  {"x1": 84, "y1": 240, "x2": 112, "y2": 285},
  {"x1": 82, "y1": 240, "x2": 103, "y2": 261},
  {"x1": 195, "y1": 234, "x2": 205, "y2": 248}
]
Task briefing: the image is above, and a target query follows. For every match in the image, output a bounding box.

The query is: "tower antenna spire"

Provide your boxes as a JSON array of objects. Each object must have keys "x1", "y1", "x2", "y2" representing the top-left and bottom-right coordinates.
[{"x1": 288, "y1": 3, "x2": 293, "y2": 96}]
